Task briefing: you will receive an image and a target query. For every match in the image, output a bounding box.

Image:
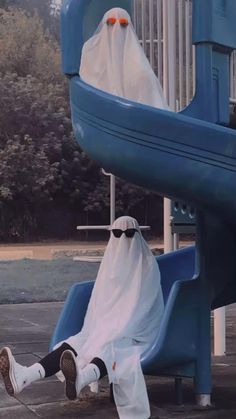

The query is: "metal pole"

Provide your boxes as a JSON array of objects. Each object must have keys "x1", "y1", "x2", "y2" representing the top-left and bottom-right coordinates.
[
  {"x1": 141, "y1": 0, "x2": 147, "y2": 55},
  {"x1": 162, "y1": 0, "x2": 169, "y2": 101},
  {"x1": 163, "y1": 0, "x2": 176, "y2": 253},
  {"x1": 173, "y1": 233, "x2": 179, "y2": 251},
  {"x1": 214, "y1": 307, "x2": 226, "y2": 356},
  {"x1": 110, "y1": 174, "x2": 116, "y2": 225},
  {"x1": 167, "y1": 0, "x2": 176, "y2": 110},
  {"x1": 230, "y1": 51, "x2": 235, "y2": 99},
  {"x1": 185, "y1": 0, "x2": 191, "y2": 104},
  {"x1": 164, "y1": 198, "x2": 173, "y2": 253},
  {"x1": 178, "y1": 0, "x2": 184, "y2": 109},
  {"x1": 157, "y1": 0, "x2": 163, "y2": 82},
  {"x1": 149, "y1": 0, "x2": 155, "y2": 69}
]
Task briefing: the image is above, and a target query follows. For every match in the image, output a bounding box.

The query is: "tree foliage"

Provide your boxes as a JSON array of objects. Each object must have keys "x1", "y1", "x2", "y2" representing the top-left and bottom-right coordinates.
[
  {"x1": 0, "y1": 8, "x2": 61, "y2": 80},
  {"x1": 0, "y1": 6, "x2": 162, "y2": 241},
  {"x1": 0, "y1": 0, "x2": 60, "y2": 40}
]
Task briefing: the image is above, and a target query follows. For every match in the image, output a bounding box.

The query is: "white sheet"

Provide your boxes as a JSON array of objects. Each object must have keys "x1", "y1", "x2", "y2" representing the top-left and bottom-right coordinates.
[
  {"x1": 76, "y1": 7, "x2": 168, "y2": 417},
  {"x1": 80, "y1": 7, "x2": 169, "y2": 109},
  {"x1": 64, "y1": 216, "x2": 164, "y2": 418}
]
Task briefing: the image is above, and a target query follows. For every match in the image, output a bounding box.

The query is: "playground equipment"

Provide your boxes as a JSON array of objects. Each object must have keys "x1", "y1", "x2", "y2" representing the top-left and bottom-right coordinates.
[
  {"x1": 50, "y1": 246, "x2": 195, "y2": 405},
  {"x1": 51, "y1": 0, "x2": 236, "y2": 406}
]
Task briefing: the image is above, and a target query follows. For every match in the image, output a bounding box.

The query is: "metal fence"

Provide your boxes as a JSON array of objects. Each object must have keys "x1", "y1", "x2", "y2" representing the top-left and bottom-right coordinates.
[{"x1": 133, "y1": 0, "x2": 236, "y2": 110}]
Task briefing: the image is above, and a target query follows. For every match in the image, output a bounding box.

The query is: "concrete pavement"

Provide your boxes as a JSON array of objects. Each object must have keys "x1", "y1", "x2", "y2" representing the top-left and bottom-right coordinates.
[
  {"x1": 0, "y1": 302, "x2": 236, "y2": 418},
  {"x1": 0, "y1": 240, "x2": 162, "y2": 261},
  {"x1": 0, "y1": 241, "x2": 108, "y2": 261},
  {"x1": 0, "y1": 240, "x2": 234, "y2": 418}
]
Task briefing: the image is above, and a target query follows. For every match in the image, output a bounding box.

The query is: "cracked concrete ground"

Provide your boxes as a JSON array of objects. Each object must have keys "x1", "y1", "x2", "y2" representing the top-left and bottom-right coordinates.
[
  {"x1": 0, "y1": 243, "x2": 234, "y2": 418},
  {"x1": 0, "y1": 302, "x2": 235, "y2": 418}
]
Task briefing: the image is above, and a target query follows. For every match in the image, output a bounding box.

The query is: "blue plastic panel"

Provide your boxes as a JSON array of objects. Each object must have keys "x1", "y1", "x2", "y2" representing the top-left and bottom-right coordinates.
[
  {"x1": 50, "y1": 281, "x2": 94, "y2": 351},
  {"x1": 70, "y1": 77, "x2": 236, "y2": 225},
  {"x1": 58, "y1": 0, "x2": 236, "y2": 396},
  {"x1": 193, "y1": 0, "x2": 236, "y2": 49},
  {"x1": 50, "y1": 247, "x2": 196, "y2": 354}
]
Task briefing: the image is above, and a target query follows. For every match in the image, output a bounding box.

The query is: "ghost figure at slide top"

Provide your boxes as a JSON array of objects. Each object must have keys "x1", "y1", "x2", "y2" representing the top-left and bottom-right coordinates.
[
  {"x1": 60, "y1": 216, "x2": 164, "y2": 419},
  {"x1": 80, "y1": 7, "x2": 170, "y2": 109}
]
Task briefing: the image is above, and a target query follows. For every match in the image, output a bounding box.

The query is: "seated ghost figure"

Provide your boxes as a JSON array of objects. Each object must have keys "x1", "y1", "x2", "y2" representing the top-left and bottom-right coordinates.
[
  {"x1": 80, "y1": 7, "x2": 169, "y2": 109},
  {"x1": 0, "y1": 216, "x2": 164, "y2": 419}
]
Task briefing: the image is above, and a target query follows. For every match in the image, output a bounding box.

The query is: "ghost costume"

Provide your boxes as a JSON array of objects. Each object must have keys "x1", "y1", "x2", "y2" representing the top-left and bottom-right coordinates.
[
  {"x1": 61, "y1": 216, "x2": 164, "y2": 419},
  {"x1": 79, "y1": 8, "x2": 169, "y2": 109},
  {"x1": 76, "y1": 8, "x2": 166, "y2": 417}
]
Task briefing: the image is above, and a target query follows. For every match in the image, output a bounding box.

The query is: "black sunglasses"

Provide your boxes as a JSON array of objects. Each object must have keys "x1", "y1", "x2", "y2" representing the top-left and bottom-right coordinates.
[{"x1": 112, "y1": 228, "x2": 137, "y2": 238}]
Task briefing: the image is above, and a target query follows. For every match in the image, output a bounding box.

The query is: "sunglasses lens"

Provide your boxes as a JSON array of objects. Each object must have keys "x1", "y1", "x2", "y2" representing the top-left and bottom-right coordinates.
[
  {"x1": 112, "y1": 229, "x2": 123, "y2": 238},
  {"x1": 112, "y1": 229, "x2": 137, "y2": 238},
  {"x1": 125, "y1": 229, "x2": 136, "y2": 238},
  {"x1": 107, "y1": 17, "x2": 116, "y2": 25},
  {"x1": 120, "y1": 19, "x2": 128, "y2": 27}
]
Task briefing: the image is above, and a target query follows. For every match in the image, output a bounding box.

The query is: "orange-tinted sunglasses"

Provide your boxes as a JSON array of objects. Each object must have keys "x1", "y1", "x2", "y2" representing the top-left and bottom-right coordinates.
[{"x1": 106, "y1": 17, "x2": 129, "y2": 27}]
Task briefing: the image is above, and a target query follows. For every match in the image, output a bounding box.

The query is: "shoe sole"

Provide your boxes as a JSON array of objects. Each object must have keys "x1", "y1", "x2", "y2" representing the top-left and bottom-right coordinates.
[
  {"x1": 0, "y1": 348, "x2": 15, "y2": 397},
  {"x1": 60, "y1": 351, "x2": 77, "y2": 401}
]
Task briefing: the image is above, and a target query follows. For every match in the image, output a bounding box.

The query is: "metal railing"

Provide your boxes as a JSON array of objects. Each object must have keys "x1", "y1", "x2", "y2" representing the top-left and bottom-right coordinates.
[
  {"x1": 133, "y1": 0, "x2": 236, "y2": 110},
  {"x1": 230, "y1": 50, "x2": 236, "y2": 102}
]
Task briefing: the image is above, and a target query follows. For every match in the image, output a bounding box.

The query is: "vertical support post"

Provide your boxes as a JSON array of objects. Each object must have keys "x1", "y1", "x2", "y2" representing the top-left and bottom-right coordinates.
[
  {"x1": 162, "y1": 0, "x2": 169, "y2": 101},
  {"x1": 230, "y1": 51, "x2": 236, "y2": 102},
  {"x1": 185, "y1": 0, "x2": 191, "y2": 104},
  {"x1": 141, "y1": 0, "x2": 147, "y2": 55},
  {"x1": 175, "y1": 377, "x2": 183, "y2": 405},
  {"x1": 167, "y1": 0, "x2": 176, "y2": 110},
  {"x1": 178, "y1": 0, "x2": 184, "y2": 109},
  {"x1": 214, "y1": 307, "x2": 226, "y2": 356},
  {"x1": 149, "y1": 0, "x2": 154, "y2": 69},
  {"x1": 102, "y1": 169, "x2": 116, "y2": 226},
  {"x1": 110, "y1": 174, "x2": 116, "y2": 225},
  {"x1": 164, "y1": 198, "x2": 173, "y2": 253},
  {"x1": 173, "y1": 233, "x2": 179, "y2": 251},
  {"x1": 192, "y1": 44, "x2": 196, "y2": 97},
  {"x1": 157, "y1": 0, "x2": 163, "y2": 83},
  {"x1": 163, "y1": 0, "x2": 176, "y2": 253},
  {"x1": 194, "y1": 286, "x2": 212, "y2": 406},
  {"x1": 194, "y1": 211, "x2": 212, "y2": 406}
]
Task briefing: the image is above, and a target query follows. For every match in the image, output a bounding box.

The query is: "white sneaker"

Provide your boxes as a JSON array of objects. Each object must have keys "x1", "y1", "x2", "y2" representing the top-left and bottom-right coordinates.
[
  {"x1": 60, "y1": 350, "x2": 100, "y2": 401},
  {"x1": 0, "y1": 347, "x2": 29, "y2": 396}
]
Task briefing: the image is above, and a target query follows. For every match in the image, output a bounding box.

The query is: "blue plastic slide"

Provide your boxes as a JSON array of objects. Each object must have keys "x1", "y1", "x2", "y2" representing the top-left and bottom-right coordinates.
[{"x1": 51, "y1": 0, "x2": 236, "y2": 402}]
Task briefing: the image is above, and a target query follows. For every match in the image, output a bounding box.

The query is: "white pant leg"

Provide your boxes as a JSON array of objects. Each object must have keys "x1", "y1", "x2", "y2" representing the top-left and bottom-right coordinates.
[{"x1": 113, "y1": 360, "x2": 150, "y2": 419}]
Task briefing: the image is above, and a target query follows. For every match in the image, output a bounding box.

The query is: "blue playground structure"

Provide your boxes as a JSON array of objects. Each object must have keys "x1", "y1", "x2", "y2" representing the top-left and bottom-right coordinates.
[{"x1": 51, "y1": 0, "x2": 236, "y2": 406}]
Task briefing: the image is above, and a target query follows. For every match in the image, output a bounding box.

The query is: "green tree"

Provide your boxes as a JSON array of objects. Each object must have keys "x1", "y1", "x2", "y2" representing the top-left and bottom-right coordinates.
[
  {"x1": 0, "y1": 8, "x2": 61, "y2": 80},
  {"x1": 0, "y1": 73, "x2": 68, "y2": 144},
  {"x1": 0, "y1": 1, "x2": 7, "y2": 7},
  {"x1": 0, "y1": 134, "x2": 56, "y2": 239},
  {"x1": 83, "y1": 175, "x2": 163, "y2": 233},
  {"x1": 1, "y1": 1, "x2": 60, "y2": 39},
  {"x1": 1, "y1": 1, "x2": 55, "y2": 18},
  {"x1": 0, "y1": 8, "x2": 92, "y2": 240},
  {"x1": 0, "y1": 6, "x2": 163, "y2": 240}
]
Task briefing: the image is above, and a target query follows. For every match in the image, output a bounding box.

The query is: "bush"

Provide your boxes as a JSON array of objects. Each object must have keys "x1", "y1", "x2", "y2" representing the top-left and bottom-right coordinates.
[{"x1": 0, "y1": 6, "x2": 163, "y2": 241}]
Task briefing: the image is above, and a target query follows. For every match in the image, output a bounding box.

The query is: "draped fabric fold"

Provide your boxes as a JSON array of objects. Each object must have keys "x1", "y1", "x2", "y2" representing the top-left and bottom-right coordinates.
[
  {"x1": 69, "y1": 7, "x2": 167, "y2": 417},
  {"x1": 80, "y1": 8, "x2": 169, "y2": 110},
  {"x1": 60, "y1": 216, "x2": 164, "y2": 418}
]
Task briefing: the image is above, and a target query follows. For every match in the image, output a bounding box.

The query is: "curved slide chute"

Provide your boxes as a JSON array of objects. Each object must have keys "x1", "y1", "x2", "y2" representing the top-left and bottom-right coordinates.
[
  {"x1": 51, "y1": 0, "x2": 236, "y2": 401},
  {"x1": 70, "y1": 76, "x2": 236, "y2": 225}
]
